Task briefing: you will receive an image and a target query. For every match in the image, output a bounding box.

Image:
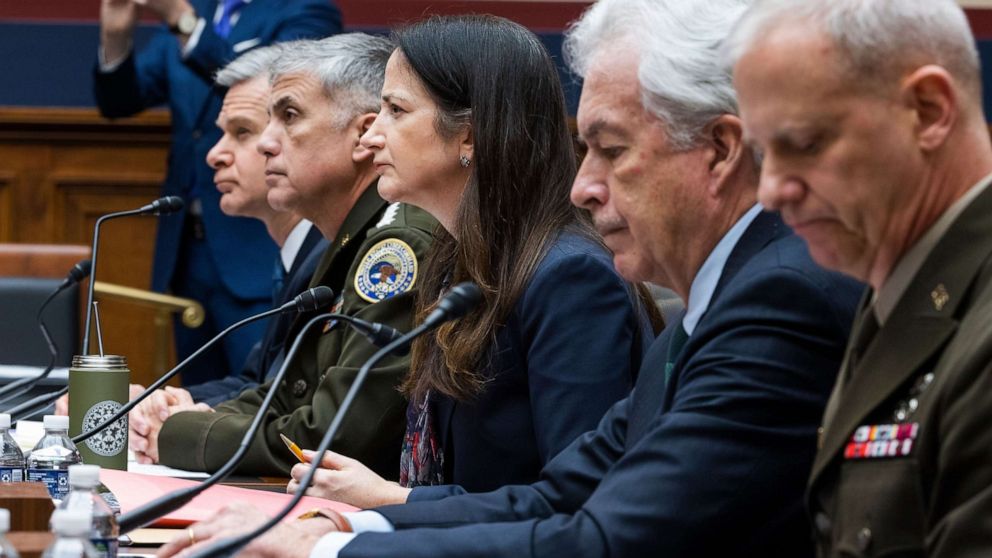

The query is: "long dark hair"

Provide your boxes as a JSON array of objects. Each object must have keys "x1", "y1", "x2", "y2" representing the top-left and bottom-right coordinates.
[{"x1": 399, "y1": 15, "x2": 654, "y2": 401}]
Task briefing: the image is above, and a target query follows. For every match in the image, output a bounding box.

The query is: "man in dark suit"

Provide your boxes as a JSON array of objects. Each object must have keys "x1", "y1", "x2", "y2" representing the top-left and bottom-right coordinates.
[
  {"x1": 158, "y1": 1, "x2": 863, "y2": 556},
  {"x1": 93, "y1": 0, "x2": 340, "y2": 386},
  {"x1": 730, "y1": 1, "x2": 992, "y2": 555}
]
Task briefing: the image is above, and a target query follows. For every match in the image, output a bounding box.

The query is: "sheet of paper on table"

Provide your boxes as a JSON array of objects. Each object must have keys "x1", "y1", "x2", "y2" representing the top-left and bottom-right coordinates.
[{"x1": 100, "y1": 469, "x2": 358, "y2": 527}]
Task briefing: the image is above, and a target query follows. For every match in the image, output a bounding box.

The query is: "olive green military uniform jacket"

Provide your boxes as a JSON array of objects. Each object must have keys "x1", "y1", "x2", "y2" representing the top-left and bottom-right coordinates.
[
  {"x1": 157, "y1": 186, "x2": 437, "y2": 477},
  {"x1": 809, "y1": 183, "x2": 992, "y2": 557}
]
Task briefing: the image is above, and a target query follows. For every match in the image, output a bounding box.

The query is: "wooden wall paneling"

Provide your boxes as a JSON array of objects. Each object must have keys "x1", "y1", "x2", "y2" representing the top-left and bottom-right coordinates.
[{"x1": 0, "y1": 107, "x2": 174, "y2": 387}]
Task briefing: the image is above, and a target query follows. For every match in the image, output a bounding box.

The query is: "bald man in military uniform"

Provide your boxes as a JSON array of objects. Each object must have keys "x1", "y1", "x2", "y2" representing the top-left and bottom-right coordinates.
[
  {"x1": 732, "y1": 1, "x2": 992, "y2": 555},
  {"x1": 143, "y1": 34, "x2": 437, "y2": 477}
]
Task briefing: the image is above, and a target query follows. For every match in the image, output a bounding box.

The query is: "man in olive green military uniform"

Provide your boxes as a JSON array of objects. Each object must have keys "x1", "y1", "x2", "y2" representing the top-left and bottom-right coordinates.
[
  {"x1": 137, "y1": 34, "x2": 437, "y2": 477},
  {"x1": 731, "y1": 1, "x2": 992, "y2": 555}
]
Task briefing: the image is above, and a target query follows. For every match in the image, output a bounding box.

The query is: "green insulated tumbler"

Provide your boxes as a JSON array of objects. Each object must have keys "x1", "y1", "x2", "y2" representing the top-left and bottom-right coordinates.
[{"x1": 68, "y1": 355, "x2": 130, "y2": 470}]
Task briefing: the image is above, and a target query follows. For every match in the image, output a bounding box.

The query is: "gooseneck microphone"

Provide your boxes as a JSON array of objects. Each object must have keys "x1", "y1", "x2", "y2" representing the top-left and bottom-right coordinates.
[
  {"x1": 0, "y1": 260, "x2": 93, "y2": 407},
  {"x1": 117, "y1": 311, "x2": 335, "y2": 533},
  {"x1": 72, "y1": 286, "x2": 334, "y2": 445},
  {"x1": 190, "y1": 283, "x2": 482, "y2": 558},
  {"x1": 81, "y1": 196, "x2": 185, "y2": 355}
]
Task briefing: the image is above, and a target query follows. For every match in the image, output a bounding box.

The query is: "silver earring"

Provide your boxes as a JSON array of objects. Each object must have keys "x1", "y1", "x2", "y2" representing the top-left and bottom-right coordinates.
[{"x1": 459, "y1": 155, "x2": 471, "y2": 168}]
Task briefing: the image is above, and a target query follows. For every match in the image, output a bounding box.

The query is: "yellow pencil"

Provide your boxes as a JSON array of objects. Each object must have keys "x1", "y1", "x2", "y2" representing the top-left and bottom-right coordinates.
[{"x1": 279, "y1": 433, "x2": 307, "y2": 463}]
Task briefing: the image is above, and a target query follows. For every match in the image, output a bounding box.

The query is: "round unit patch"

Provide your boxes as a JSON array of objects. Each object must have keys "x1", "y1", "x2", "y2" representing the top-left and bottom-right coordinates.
[
  {"x1": 82, "y1": 400, "x2": 128, "y2": 457},
  {"x1": 354, "y1": 238, "x2": 418, "y2": 303}
]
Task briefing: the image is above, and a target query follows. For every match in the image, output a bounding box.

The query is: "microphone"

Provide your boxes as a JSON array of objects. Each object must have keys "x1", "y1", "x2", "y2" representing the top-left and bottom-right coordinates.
[
  {"x1": 0, "y1": 259, "x2": 93, "y2": 406},
  {"x1": 117, "y1": 311, "x2": 335, "y2": 533},
  {"x1": 139, "y1": 196, "x2": 184, "y2": 215},
  {"x1": 82, "y1": 196, "x2": 185, "y2": 355},
  {"x1": 189, "y1": 282, "x2": 483, "y2": 558},
  {"x1": 72, "y1": 286, "x2": 334, "y2": 445},
  {"x1": 362, "y1": 282, "x2": 482, "y2": 356}
]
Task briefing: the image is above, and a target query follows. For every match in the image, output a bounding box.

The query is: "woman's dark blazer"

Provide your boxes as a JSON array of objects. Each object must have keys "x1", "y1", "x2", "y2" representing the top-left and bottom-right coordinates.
[{"x1": 411, "y1": 231, "x2": 654, "y2": 500}]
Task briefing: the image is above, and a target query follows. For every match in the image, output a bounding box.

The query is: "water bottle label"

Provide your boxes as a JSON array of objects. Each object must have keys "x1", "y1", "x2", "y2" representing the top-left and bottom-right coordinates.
[
  {"x1": 91, "y1": 537, "x2": 118, "y2": 558},
  {"x1": 26, "y1": 468, "x2": 69, "y2": 499},
  {"x1": 0, "y1": 466, "x2": 22, "y2": 483}
]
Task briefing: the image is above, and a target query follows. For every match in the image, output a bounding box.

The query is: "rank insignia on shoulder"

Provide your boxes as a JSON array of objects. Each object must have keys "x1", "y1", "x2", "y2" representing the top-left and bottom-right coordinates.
[
  {"x1": 354, "y1": 238, "x2": 418, "y2": 303},
  {"x1": 844, "y1": 422, "x2": 919, "y2": 460}
]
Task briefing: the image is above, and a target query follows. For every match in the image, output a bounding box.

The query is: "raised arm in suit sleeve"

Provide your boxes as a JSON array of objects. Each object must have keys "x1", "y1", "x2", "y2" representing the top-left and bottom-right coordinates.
[
  {"x1": 183, "y1": 0, "x2": 341, "y2": 81},
  {"x1": 94, "y1": 0, "x2": 340, "y2": 118},
  {"x1": 341, "y1": 259, "x2": 860, "y2": 557}
]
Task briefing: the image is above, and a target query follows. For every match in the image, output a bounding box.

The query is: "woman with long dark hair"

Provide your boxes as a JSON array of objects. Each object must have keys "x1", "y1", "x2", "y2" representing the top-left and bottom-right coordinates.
[{"x1": 287, "y1": 14, "x2": 660, "y2": 507}]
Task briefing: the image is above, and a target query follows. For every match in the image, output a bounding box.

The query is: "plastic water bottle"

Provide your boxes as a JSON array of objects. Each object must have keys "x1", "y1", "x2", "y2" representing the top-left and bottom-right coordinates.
[
  {"x1": 43, "y1": 510, "x2": 98, "y2": 558},
  {"x1": 0, "y1": 415, "x2": 24, "y2": 483},
  {"x1": 27, "y1": 416, "x2": 82, "y2": 502},
  {"x1": 57, "y1": 465, "x2": 118, "y2": 558},
  {"x1": 0, "y1": 509, "x2": 20, "y2": 558}
]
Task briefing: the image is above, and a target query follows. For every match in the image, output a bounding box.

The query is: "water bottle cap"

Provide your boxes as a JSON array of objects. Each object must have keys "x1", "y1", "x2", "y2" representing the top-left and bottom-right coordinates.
[
  {"x1": 50, "y1": 509, "x2": 91, "y2": 536},
  {"x1": 68, "y1": 464, "x2": 100, "y2": 487},
  {"x1": 0, "y1": 509, "x2": 8, "y2": 533},
  {"x1": 42, "y1": 415, "x2": 69, "y2": 431},
  {"x1": 0, "y1": 414, "x2": 9, "y2": 429}
]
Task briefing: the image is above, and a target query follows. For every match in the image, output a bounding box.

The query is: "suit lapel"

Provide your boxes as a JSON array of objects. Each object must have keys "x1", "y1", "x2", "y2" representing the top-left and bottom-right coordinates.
[
  {"x1": 307, "y1": 184, "x2": 386, "y2": 291},
  {"x1": 811, "y1": 183, "x2": 992, "y2": 484},
  {"x1": 629, "y1": 212, "x2": 787, "y2": 443}
]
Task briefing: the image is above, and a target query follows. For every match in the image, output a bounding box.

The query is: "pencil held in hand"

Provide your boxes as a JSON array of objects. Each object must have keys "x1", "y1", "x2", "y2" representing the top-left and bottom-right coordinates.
[{"x1": 280, "y1": 433, "x2": 307, "y2": 463}]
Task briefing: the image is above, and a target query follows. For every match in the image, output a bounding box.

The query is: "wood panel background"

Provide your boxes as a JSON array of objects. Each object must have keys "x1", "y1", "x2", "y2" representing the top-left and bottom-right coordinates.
[{"x1": 0, "y1": 107, "x2": 172, "y2": 387}]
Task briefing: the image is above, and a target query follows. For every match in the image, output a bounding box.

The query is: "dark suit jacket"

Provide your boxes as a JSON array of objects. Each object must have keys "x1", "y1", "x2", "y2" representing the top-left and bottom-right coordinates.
[
  {"x1": 809, "y1": 183, "x2": 992, "y2": 557},
  {"x1": 186, "y1": 225, "x2": 328, "y2": 406},
  {"x1": 342, "y1": 212, "x2": 864, "y2": 558},
  {"x1": 93, "y1": 0, "x2": 340, "y2": 296},
  {"x1": 409, "y1": 232, "x2": 651, "y2": 498}
]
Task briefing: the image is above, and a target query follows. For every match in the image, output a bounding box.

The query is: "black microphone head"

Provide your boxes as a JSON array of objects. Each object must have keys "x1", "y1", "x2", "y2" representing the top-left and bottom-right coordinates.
[
  {"x1": 294, "y1": 286, "x2": 335, "y2": 313},
  {"x1": 436, "y1": 282, "x2": 483, "y2": 320},
  {"x1": 153, "y1": 196, "x2": 185, "y2": 215},
  {"x1": 68, "y1": 259, "x2": 92, "y2": 284}
]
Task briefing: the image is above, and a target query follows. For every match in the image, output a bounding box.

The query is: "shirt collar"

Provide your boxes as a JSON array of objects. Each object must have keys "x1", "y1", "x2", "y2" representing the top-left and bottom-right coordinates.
[
  {"x1": 280, "y1": 219, "x2": 313, "y2": 273},
  {"x1": 873, "y1": 172, "x2": 992, "y2": 325},
  {"x1": 683, "y1": 203, "x2": 763, "y2": 335}
]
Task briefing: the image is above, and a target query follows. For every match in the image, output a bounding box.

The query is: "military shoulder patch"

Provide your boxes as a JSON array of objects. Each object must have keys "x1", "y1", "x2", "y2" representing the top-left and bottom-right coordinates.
[{"x1": 354, "y1": 238, "x2": 418, "y2": 303}]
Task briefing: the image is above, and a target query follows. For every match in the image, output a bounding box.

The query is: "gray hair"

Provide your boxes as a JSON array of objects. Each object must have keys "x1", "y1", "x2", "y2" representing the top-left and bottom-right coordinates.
[
  {"x1": 215, "y1": 44, "x2": 285, "y2": 88},
  {"x1": 724, "y1": 0, "x2": 981, "y2": 97},
  {"x1": 270, "y1": 33, "x2": 394, "y2": 128},
  {"x1": 564, "y1": 0, "x2": 750, "y2": 150}
]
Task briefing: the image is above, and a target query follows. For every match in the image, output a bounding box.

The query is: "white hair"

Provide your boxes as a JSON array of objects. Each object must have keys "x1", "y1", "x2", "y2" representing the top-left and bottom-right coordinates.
[
  {"x1": 724, "y1": 0, "x2": 981, "y2": 96},
  {"x1": 564, "y1": 0, "x2": 750, "y2": 150},
  {"x1": 271, "y1": 33, "x2": 394, "y2": 127},
  {"x1": 215, "y1": 44, "x2": 285, "y2": 88}
]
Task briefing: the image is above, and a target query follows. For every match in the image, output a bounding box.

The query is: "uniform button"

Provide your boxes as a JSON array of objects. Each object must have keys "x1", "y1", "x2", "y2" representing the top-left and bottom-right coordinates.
[
  {"x1": 857, "y1": 527, "x2": 872, "y2": 552},
  {"x1": 814, "y1": 512, "x2": 831, "y2": 538},
  {"x1": 292, "y1": 379, "x2": 307, "y2": 397},
  {"x1": 318, "y1": 373, "x2": 326, "y2": 382}
]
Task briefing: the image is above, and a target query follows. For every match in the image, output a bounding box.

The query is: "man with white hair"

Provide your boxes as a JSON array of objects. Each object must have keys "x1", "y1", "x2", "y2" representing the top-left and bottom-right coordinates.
[
  {"x1": 158, "y1": 2, "x2": 862, "y2": 556},
  {"x1": 729, "y1": 0, "x2": 992, "y2": 555}
]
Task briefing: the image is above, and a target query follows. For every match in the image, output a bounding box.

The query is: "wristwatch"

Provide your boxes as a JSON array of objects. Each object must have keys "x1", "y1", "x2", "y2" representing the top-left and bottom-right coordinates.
[{"x1": 170, "y1": 9, "x2": 198, "y2": 36}]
